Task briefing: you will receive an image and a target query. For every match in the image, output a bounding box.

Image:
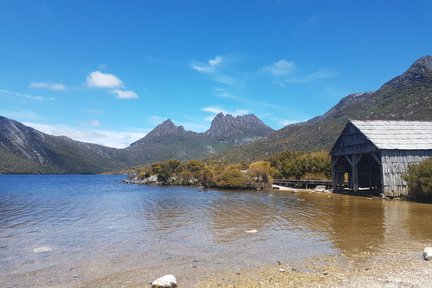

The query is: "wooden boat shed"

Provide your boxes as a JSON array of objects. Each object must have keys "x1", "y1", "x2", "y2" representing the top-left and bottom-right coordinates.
[{"x1": 330, "y1": 120, "x2": 432, "y2": 197}]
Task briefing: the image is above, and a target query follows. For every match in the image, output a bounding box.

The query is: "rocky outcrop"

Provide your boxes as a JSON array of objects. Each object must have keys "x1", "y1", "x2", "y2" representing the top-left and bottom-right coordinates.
[
  {"x1": 205, "y1": 113, "x2": 273, "y2": 141},
  {"x1": 130, "y1": 119, "x2": 197, "y2": 146}
]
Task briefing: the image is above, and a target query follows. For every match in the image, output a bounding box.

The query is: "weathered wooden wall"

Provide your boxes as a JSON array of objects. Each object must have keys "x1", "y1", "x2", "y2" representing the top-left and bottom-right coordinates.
[{"x1": 381, "y1": 150, "x2": 432, "y2": 197}]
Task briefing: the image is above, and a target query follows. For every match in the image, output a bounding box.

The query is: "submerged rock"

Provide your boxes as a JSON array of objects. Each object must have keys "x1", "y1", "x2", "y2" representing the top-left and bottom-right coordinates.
[
  {"x1": 151, "y1": 274, "x2": 177, "y2": 288},
  {"x1": 423, "y1": 247, "x2": 432, "y2": 260}
]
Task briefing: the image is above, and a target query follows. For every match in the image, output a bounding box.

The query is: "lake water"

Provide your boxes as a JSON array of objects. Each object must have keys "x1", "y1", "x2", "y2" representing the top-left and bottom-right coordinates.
[{"x1": 1, "y1": 175, "x2": 432, "y2": 287}]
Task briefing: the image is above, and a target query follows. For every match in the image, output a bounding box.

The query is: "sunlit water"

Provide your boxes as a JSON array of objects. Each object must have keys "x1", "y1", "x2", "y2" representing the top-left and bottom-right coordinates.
[{"x1": 1, "y1": 175, "x2": 432, "y2": 287}]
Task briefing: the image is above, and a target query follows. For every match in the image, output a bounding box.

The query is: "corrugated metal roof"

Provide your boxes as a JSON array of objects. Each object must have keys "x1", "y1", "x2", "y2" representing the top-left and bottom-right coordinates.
[{"x1": 350, "y1": 120, "x2": 432, "y2": 150}]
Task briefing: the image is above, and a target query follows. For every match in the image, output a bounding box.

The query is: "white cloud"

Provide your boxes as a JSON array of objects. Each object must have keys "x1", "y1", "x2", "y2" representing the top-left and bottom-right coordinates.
[
  {"x1": 23, "y1": 122, "x2": 148, "y2": 148},
  {"x1": 30, "y1": 82, "x2": 66, "y2": 91},
  {"x1": 112, "y1": 89, "x2": 138, "y2": 99},
  {"x1": 86, "y1": 71, "x2": 123, "y2": 88},
  {"x1": 263, "y1": 60, "x2": 297, "y2": 77}
]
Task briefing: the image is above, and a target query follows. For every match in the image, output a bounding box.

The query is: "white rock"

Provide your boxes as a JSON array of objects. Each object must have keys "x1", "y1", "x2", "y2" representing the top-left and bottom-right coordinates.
[
  {"x1": 33, "y1": 246, "x2": 52, "y2": 253},
  {"x1": 151, "y1": 274, "x2": 177, "y2": 288},
  {"x1": 244, "y1": 229, "x2": 257, "y2": 233},
  {"x1": 314, "y1": 185, "x2": 326, "y2": 192},
  {"x1": 279, "y1": 268, "x2": 286, "y2": 273},
  {"x1": 423, "y1": 247, "x2": 432, "y2": 260}
]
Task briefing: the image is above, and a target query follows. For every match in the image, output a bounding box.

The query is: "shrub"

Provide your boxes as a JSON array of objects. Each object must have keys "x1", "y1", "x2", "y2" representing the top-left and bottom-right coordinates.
[{"x1": 403, "y1": 158, "x2": 432, "y2": 201}]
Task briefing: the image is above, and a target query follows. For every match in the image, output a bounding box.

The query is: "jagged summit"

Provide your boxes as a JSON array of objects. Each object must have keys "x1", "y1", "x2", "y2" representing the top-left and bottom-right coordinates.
[
  {"x1": 205, "y1": 113, "x2": 274, "y2": 139},
  {"x1": 130, "y1": 119, "x2": 193, "y2": 146},
  {"x1": 408, "y1": 55, "x2": 432, "y2": 73},
  {"x1": 382, "y1": 55, "x2": 432, "y2": 89}
]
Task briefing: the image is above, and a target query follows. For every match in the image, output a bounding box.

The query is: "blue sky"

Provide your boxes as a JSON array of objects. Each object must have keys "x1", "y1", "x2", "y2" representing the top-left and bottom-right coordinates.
[{"x1": 1, "y1": 0, "x2": 431, "y2": 148}]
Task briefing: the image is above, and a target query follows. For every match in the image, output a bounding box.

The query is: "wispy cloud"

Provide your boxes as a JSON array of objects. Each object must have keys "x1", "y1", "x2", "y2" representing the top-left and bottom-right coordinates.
[
  {"x1": 149, "y1": 115, "x2": 167, "y2": 125},
  {"x1": 0, "y1": 88, "x2": 56, "y2": 101},
  {"x1": 85, "y1": 109, "x2": 105, "y2": 115},
  {"x1": 0, "y1": 110, "x2": 41, "y2": 120},
  {"x1": 191, "y1": 55, "x2": 224, "y2": 73},
  {"x1": 89, "y1": 120, "x2": 101, "y2": 126},
  {"x1": 191, "y1": 55, "x2": 239, "y2": 86},
  {"x1": 23, "y1": 122, "x2": 148, "y2": 148},
  {"x1": 112, "y1": 89, "x2": 139, "y2": 99},
  {"x1": 86, "y1": 71, "x2": 123, "y2": 88},
  {"x1": 263, "y1": 60, "x2": 297, "y2": 77},
  {"x1": 263, "y1": 59, "x2": 337, "y2": 86},
  {"x1": 212, "y1": 87, "x2": 291, "y2": 113},
  {"x1": 30, "y1": 82, "x2": 66, "y2": 91}
]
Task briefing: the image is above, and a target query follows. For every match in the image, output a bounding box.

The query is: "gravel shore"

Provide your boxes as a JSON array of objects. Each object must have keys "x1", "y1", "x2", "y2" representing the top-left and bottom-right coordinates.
[{"x1": 199, "y1": 240, "x2": 432, "y2": 288}]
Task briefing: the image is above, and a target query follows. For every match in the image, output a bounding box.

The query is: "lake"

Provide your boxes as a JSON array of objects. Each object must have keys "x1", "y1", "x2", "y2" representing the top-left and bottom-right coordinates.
[{"x1": 1, "y1": 175, "x2": 432, "y2": 287}]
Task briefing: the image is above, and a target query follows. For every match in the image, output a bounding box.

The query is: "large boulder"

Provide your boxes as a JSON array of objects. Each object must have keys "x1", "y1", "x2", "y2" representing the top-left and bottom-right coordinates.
[
  {"x1": 423, "y1": 247, "x2": 432, "y2": 260},
  {"x1": 151, "y1": 274, "x2": 177, "y2": 288}
]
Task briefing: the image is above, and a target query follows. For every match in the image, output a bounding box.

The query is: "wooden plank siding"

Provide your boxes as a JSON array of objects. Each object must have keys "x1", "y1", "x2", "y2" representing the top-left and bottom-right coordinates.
[{"x1": 381, "y1": 150, "x2": 432, "y2": 197}]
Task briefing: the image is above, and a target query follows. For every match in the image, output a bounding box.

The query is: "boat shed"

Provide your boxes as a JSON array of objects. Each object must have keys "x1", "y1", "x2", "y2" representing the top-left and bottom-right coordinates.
[{"x1": 330, "y1": 120, "x2": 432, "y2": 197}]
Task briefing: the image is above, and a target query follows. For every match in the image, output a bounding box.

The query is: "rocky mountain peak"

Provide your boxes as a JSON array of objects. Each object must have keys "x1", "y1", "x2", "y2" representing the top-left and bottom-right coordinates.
[
  {"x1": 408, "y1": 55, "x2": 432, "y2": 74},
  {"x1": 149, "y1": 119, "x2": 187, "y2": 136},
  {"x1": 129, "y1": 119, "x2": 190, "y2": 146},
  {"x1": 205, "y1": 113, "x2": 273, "y2": 139},
  {"x1": 382, "y1": 55, "x2": 432, "y2": 89}
]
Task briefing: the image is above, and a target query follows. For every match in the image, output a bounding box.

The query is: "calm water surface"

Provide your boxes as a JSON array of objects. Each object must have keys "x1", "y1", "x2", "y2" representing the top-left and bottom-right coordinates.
[{"x1": 1, "y1": 175, "x2": 432, "y2": 287}]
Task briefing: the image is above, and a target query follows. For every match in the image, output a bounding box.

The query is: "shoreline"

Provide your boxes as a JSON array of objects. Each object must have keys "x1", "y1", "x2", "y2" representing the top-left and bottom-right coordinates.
[
  {"x1": 199, "y1": 243, "x2": 432, "y2": 288},
  {"x1": 79, "y1": 239, "x2": 432, "y2": 287}
]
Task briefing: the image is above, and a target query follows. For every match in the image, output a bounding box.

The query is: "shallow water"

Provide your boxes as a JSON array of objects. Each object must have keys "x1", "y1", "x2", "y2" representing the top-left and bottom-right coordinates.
[{"x1": 0, "y1": 175, "x2": 431, "y2": 287}]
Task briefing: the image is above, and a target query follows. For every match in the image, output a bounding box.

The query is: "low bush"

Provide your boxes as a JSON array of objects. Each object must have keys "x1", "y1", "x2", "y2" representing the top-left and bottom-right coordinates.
[{"x1": 403, "y1": 158, "x2": 432, "y2": 201}]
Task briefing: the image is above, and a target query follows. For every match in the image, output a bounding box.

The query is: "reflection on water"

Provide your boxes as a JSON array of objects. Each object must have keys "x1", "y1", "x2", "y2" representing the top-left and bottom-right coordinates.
[{"x1": 1, "y1": 175, "x2": 432, "y2": 287}]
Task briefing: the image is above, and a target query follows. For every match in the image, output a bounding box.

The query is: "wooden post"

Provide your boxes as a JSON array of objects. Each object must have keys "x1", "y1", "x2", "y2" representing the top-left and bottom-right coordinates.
[
  {"x1": 331, "y1": 157, "x2": 337, "y2": 191},
  {"x1": 352, "y1": 154, "x2": 359, "y2": 192}
]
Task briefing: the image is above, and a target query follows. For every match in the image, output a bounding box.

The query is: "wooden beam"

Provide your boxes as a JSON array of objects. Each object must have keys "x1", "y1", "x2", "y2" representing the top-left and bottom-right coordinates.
[
  {"x1": 344, "y1": 155, "x2": 353, "y2": 166},
  {"x1": 371, "y1": 152, "x2": 381, "y2": 165}
]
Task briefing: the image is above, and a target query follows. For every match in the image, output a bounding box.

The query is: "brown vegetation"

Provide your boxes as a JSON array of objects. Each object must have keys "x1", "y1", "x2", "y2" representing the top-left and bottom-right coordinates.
[{"x1": 132, "y1": 151, "x2": 331, "y2": 189}]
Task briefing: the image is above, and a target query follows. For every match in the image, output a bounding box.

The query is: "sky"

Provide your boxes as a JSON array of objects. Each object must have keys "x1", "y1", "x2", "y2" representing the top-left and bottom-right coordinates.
[{"x1": 1, "y1": 0, "x2": 432, "y2": 148}]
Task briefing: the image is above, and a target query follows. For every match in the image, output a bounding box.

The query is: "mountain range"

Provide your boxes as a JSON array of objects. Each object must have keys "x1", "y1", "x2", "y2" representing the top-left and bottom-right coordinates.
[
  {"x1": 1, "y1": 55, "x2": 432, "y2": 173},
  {"x1": 0, "y1": 113, "x2": 273, "y2": 173}
]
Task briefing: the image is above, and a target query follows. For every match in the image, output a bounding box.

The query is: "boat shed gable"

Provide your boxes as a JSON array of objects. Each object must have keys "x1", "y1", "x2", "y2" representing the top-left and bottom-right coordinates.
[{"x1": 331, "y1": 121, "x2": 379, "y2": 157}]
